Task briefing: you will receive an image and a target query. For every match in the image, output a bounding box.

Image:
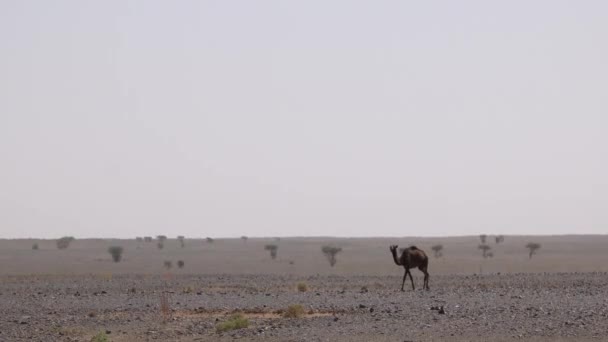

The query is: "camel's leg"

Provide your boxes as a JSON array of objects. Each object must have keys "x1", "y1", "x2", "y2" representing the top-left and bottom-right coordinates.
[
  {"x1": 408, "y1": 269, "x2": 415, "y2": 290},
  {"x1": 419, "y1": 266, "x2": 430, "y2": 290},
  {"x1": 401, "y1": 268, "x2": 408, "y2": 291}
]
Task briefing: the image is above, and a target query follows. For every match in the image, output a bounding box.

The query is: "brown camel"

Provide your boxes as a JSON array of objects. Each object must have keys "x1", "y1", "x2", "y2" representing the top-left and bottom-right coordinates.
[{"x1": 389, "y1": 245, "x2": 430, "y2": 291}]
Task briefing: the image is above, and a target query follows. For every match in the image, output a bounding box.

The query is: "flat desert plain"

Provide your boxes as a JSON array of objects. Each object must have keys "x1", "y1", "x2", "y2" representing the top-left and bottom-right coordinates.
[{"x1": 1, "y1": 235, "x2": 608, "y2": 341}]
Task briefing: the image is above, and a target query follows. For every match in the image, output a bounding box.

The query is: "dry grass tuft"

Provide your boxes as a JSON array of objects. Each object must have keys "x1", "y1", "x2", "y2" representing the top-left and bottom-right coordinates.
[
  {"x1": 283, "y1": 304, "x2": 306, "y2": 318},
  {"x1": 216, "y1": 313, "x2": 249, "y2": 333},
  {"x1": 297, "y1": 282, "x2": 308, "y2": 292}
]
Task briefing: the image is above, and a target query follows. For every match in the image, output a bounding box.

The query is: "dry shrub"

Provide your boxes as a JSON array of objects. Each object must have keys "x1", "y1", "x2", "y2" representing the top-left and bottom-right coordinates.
[
  {"x1": 56, "y1": 236, "x2": 75, "y2": 250},
  {"x1": 297, "y1": 282, "x2": 308, "y2": 292},
  {"x1": 216, "y1": 313, "x2": 249, "y2": 333},
  {"x1": 283, "y1": 304, "x2": 305, "y2": 318}
]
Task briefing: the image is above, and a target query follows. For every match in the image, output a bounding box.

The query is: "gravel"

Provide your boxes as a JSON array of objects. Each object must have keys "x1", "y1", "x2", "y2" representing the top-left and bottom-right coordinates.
[{"x1": 1, "y1": 272, "x2": 608, "y2": 341}]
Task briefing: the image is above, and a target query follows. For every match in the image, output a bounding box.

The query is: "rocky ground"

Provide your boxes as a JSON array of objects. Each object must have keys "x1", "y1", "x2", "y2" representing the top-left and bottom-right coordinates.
[{"x1": 2, "y1": 272, "x2": 608, "y2": 341}]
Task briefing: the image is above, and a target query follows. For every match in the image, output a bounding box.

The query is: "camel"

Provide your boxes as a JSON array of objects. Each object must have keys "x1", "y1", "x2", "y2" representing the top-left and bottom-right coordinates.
[{"x1": 389, "y1": 245, "x2": 430, "y2": 291}]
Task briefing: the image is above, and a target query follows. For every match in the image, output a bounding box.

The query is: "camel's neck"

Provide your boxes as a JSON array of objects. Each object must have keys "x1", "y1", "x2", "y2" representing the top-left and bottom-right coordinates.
[{"x1": 391, "y1": 249, "x2": 402, "y2": 266}]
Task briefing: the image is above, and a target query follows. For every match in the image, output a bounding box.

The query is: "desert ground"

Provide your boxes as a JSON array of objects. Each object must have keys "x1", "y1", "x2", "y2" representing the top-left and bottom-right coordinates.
[{"x1": 1, "y1": 235, "x2": 608, "y2": 341}]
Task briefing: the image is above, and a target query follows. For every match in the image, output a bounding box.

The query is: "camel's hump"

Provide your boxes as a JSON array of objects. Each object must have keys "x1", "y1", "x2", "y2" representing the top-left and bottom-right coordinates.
[{"x1": 409, "y1": 245, "x2": 419, "y2": 250}]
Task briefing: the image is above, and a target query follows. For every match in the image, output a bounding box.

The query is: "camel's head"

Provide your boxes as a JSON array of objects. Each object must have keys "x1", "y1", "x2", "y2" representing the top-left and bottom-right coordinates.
[{"x1": 389, "y1": 245, "x2": 399, "y2": 253}]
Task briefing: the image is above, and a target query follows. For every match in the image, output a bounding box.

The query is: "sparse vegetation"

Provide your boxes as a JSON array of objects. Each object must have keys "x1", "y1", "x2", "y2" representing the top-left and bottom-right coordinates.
[
  {"x1": 264, "y1": 244, "x2": 278, "y2": 259},
  {"x1": 495, "y1": 235, "x2": 505, "y2": 244},
  {"x1": 135, "y1": 237, "x2": 143, "y2": 242},
  {"x1": 157, "y1": 235, "x2": 167, "y2": 242},
  {"x1": 90, "y1": 331, "x2": 108, "y2": 342},
  {"x1": 32, "y1": 243, "x2": 39, "y2": 250},
  {"x1": 177, "y1": 235, "x2": 185, "y2": 248},
  {"x1": 144, "y1": 236, "x2": 152, "y2": 243},
  {"x1": 478, "y1": 244, "x2": 492, "y2": 258},
  {"x1": 108, "y1": 246, "x2": 124, "y2": 263},
  {"x1": 206, "y1": 237, "x2": 214, "y2": 244},
  {"x1": 297, "y1": 282, "x2": 308, "y2": 292},
  {"x1": 283, "y1": 304, "x2": 305, "y2": 318},
  {"x1": 163, "y1": 260, "x2": 172, "y2": 269},
  {"x1": 526, "y1": 242, "x2": 541, "y2": 259},
  {"x1": 177, "y1": 260, "x2": 185, "y2": 269},
  {"x1": 56, "y1": 236, "x2": 75, "y2": 250},
  {"x1": 159, "y1": 291, "x2": 171, "y2": 321},
  {"x1": 321, "y1": 246, "x2": 342, "y2": 267},
  {"x1": 216, "y1": 313, "x2": 249, "y2": 333},
  {"x1": 431, "y1": 244, "x2": 443, "y2": 258},
  {"x1": 479, "y1": 234, "x2": 487, "y2": 244}
]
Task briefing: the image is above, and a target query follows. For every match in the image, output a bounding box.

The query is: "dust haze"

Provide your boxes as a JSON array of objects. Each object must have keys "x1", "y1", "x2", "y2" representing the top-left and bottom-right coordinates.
[{"x1": 1, "y1": 1, "x2": 607, "y2": 239}]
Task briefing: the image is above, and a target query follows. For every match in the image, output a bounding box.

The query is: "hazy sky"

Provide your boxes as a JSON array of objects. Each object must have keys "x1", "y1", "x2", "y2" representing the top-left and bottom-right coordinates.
[{"x1": 1, "y1": 1, "x2": 607, "y2": 238}]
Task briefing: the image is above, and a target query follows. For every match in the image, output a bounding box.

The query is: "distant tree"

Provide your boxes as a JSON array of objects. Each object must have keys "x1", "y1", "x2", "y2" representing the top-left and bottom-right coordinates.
[
  {"x1": 321, "y1": 246, "x2": 342, "y2": 267},
  {"x1": 478, "y1": 244, "x2": 492, "y2": 258},
  {"x1": 144, "y1": 236, "x2": 153, "y2": 243},
  {"x1": 525, "y1": 242, "x2": 541, "y2": 259},
  {"x1": 206, "y1": 237, "x2": 214, "y2": 244},
  {"x1": 157, "y1": 235, "x2": 167, "y2": 242},
  {"x1": 157, "y1": 241, "x2": 164, "y2": 250},
  {"x1": 274, "y1": 237, "x2": 281, "y2": 242},
  {"x1": 56, "y1": 236, "x2": 75, "y2": 250},
  {"x1": 495, "y1": 235, "x2": 505, "y2": 244},
  {"x1": 108, "y1": 246, "x2": 124, "y2": 263},
  {"x1": 32, "y1": 243, "x2": 39, "y2": 250},
  {"x1": 264, "y1": 244, "x2": 278, "y2": 259},
  {"x1": 177, "y1": 235, "x2": 185, "y2": 248},
  {"x1": 431, "y1": 244, "x2": 443, "y2": 258},
  {"x1": 177, "y1": 260, "x2": 185, "y2": 269},
  {"x1": 135, "y1": 237, "x2": 143, "y2": 242},
  {"x1": 241, "y1": 236, "x2": 248, "y2": 243},
  {"x1": 163, "y1": 260, "x2": 172, "y2": 269},
  {"x1": 479, "y1": 234, "x2": 487, "y2": 244}
]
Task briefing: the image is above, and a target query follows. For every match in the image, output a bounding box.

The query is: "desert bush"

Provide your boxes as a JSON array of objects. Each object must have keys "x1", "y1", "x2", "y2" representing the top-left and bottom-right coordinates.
[
  {"x1": 163, "y1": 260, "x2": 172, "y2": 269},
  {"x1": 135, "y1": 237, "x2": 143, "y2": 242},
  {"x1": 177, "y1": 260, "x2": 185, "y2": 269},
  {"x1": 495, "y1": 235, "x2": 505, "y2": 244},
  {"x1": 264, "y1": 244, "x2": 278, "y2": 259},
  {"x1": 283, "y1": 304, "x2": 305, "y2": 318},
  {"x1": 526, "y1": 242, "x2": 541, "y2": 259},
  {"x1": 479, "y1": 234, "x2": 487, "y2": 244},
  {"x1": 90, "y1": 331, "x2": 108, "y2": 342},
  {"x1": 56, "y1": 236, "x2": 75, "y2": 250},
  {"x1": 108, "y1": 246, "x2": 124, "y2": 263},
  {"x1": 478, "y1": 244, "x2": 491, "y2": 258},
  {"x1": 157, "y1": 241, "x2": 164, "y2": 250},
  {"x1": 216, "y1": 313, "x2": 249, "y2": 333},
  {"x1": 32, "y1": 243, "x2": 39, "y2": 250},
  {"x1": 177, "y1": 235, "x2": 185, "y2": 248},
  {"x1": 321, "y1": 246, "x2": 342, "y2": 267},
  {"x1": 157, "y1": 235, "x2": 167, "y2": 242},
  {"x1": 431, "y1": 244, "x2": 443, "y2": 258},
  {"x1": 144, "y1": 236, "x2": 152, "y2": 242},
  {"x1": 297, "y1": 282, "x2": 308, "y2": 292},
  {"x1": 206, "y1": 237, "x2": 214, "y2": 244}
]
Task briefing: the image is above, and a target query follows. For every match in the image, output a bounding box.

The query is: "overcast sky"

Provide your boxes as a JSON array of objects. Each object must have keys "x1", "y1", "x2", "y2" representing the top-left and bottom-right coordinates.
[{"x1": 1, "y1": 1, "x2": 607, "y2": 239}]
